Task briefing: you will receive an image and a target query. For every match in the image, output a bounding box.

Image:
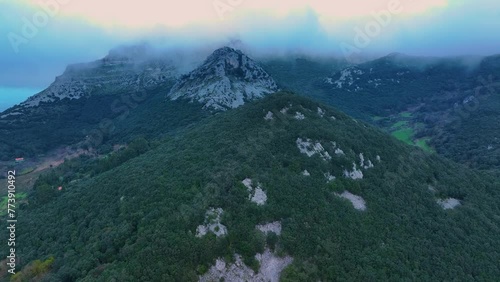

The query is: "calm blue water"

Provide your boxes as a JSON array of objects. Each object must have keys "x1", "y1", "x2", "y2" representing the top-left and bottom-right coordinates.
[{"x1": 0, "y1": 87, "x2": 42, "y2": 112}]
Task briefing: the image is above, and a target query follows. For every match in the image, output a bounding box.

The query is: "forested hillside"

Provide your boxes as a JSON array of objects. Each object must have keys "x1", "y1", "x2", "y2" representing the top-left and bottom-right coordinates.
[{"x1": 5, "y1": 93, "x2": 500, "y2": 281}]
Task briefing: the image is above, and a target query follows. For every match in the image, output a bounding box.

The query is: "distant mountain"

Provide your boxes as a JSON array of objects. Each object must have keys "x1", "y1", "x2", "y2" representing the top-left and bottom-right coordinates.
[
  {"x1": 19, "y1": 44, "x2": 178, "y2": 108},
  {"x1": 319, "y1": 53, "x2": 500, "y2": 169},
  {"x1": 323, "y1": 53, "x2": 483, "y2": 93},
  {"x1": 8, "y1": 93, "x2": 500, "y2": 281},
  {"x1": 168, "y1": 47, "x2": 279, "y2": 110},
  {"x1": 265, "y1": 52, "x2": 500, "y2": 170}
]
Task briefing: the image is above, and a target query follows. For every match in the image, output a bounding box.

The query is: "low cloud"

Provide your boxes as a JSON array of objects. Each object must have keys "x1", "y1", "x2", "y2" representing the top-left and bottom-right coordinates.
[{"x1": 1, "y1": 0, "x2": 499, "y2": 88}]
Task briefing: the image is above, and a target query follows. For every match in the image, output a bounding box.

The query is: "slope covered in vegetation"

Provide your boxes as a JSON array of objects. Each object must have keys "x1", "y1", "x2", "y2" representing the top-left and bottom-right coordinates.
[{"x1": 5, "y1": 93, "x2": 500, "y2": 281}]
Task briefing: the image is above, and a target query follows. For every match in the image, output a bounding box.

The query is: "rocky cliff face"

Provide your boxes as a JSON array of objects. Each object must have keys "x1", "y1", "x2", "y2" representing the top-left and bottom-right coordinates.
[
  {"x1": 21, "y1": 44, "x2": 178, "y2": 107},
  {"x1": 167, "y1": 47, "x2": 279, "y2": 110}
]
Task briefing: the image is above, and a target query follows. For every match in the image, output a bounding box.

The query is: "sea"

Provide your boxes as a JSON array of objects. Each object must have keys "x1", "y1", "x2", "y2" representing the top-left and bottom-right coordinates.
[{"x1": 0, "y1": 87, "x2": 41, "y2": 112}]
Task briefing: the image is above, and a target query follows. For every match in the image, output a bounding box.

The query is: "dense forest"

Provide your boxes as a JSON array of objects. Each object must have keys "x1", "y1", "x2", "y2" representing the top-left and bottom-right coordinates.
[{"x1": 3, "y1": 93, "x2": 500, "y2": 281}]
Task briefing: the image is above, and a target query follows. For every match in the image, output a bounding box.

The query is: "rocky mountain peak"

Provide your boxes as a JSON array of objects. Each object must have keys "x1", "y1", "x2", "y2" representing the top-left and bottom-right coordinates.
[{"x1": 167, "y1": 47, "x2": 279, "y2": 110}]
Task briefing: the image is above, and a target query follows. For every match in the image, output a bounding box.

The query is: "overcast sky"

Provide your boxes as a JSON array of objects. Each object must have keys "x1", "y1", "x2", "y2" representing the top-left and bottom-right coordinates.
[{"x1": 1, "y1": 0, "x2": 499, "y2": 92}]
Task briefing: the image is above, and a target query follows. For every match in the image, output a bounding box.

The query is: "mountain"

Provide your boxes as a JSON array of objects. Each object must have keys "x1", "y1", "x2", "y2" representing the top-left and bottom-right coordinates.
[
  {"x1": 0, "y1": 45, "x2": 209, "y2": 162},
  {"x1": 0, "y1": 46, "x2": 281, "y2": 164},
  {"x1": 323, "y1": 53, "x2": 481, "y2": 96},
  {"x1": 3, "y1": 46, "x2": 500, "y2": 177},
  {"x1": 268, "y1": 53, "x2": 500, "y2": 170},
  {"x1": 19, "y1": 44, "x2": 178, "y2": 108},
  {"x1": 324, "y1": 53, "x2": 500, "y2": 170},
  {"x1": 168, "y1": 47, "x2": 279, "y2": 110},
  {"x1": 3, "y1": 45, "x2": 500, "y2": 280},
  {"x1": 6, "y1": 93, "x2": 500, "y2": 281}
]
